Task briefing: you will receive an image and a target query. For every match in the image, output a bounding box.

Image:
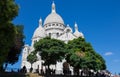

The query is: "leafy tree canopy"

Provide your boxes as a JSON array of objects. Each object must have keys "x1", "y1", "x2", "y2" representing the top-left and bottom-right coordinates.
[
  {"x1": 0, "y1": 0, "x2": 24, "y2": 69},
  {"x1": 33, "y1": 37, "x2": 106, "y2": 71},
  {"x1": 27, "y1": 51, "x2": 37, "y2": 66},
  {"x1": 66, "y1": 37, "x2": 106, "y2": 71},
  {"x1": 0, "y1": 23, "x2": 15, "y2": 66},
  {"x1": 5, "y1": 25, "x2": 24, "y2": 65},
  {"x1": 34, "y1": 37, "x2": 66, "y2": 67},
  {"x1": 0, "y1": 0, "x2": 19, "y2": 23}
]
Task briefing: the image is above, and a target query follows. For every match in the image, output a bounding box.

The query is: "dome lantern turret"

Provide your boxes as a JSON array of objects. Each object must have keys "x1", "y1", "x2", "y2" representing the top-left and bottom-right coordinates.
[{"x1": 52, "y1": 1, "x2": 56, "y2": 13}]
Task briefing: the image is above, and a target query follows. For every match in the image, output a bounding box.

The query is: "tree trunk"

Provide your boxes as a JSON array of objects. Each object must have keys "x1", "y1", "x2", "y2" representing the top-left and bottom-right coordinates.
[
  {"x1": 46, "y1": 65, "x2": 51, "y2": 75},
  {"x1": 30, "y1": 63, "x2": 33, "y2": 73}
]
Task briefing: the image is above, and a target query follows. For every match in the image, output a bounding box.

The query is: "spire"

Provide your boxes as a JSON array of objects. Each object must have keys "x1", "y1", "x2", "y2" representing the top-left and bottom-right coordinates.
[
  {"x1": 74, "y1": 22, "x2": 78, "y2": 31},
  {"x1": 52, "y1": 1, "x2": 56, "y2": 13},
  {"x1": 39, "y1": 18, "x2": 42, "y2": 26}
]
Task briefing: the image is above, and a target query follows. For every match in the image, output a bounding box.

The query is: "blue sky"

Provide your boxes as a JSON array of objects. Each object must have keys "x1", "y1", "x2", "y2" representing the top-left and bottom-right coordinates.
[{"x1": 9, "y1": 0, "x2": 120, "y2": 74}]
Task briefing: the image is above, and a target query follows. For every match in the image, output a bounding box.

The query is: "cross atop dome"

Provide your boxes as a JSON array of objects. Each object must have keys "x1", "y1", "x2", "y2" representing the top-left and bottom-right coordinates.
[{"x1": 52, "y1": 1, "x2": 56, "y2": 13}]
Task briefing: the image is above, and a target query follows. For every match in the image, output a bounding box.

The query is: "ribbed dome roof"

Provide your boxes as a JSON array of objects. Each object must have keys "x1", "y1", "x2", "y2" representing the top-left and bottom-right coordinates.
[{"x1": 44, "y1": 2, "x2": 64, "y2": 25}]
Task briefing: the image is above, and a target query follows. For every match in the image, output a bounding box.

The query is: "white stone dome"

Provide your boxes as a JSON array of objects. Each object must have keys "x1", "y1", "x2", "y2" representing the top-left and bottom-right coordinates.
[
  {"x1": 64, "y1": 24, "x2": 73, "y2": 33},
  {"x1": 74, "y1": 31, "x2": 84, "y2": 38},
  {"x1": 44, "y1": 1, "x2": 64, "y2": 25},
  {"x1": 44, "y1": 12, "x2": 64, "y2": 25},
  {"x1": 74, "y1": 22, "x2": 84, "y2": 38},
  {"x1": 33, "y1": 19, "x2": 46, "y2": 38},
  {"x1": 33, "y1": 26, "x2": 46, "y2": 38}
]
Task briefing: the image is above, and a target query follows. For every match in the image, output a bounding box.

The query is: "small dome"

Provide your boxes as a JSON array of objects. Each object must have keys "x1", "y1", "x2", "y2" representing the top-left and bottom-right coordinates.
[
  {"x1": 33, "y1": 26, "x2": 46, "y2": 38},
  {"x1": 44, "y1": 2, "x2": 64, "y2": 25},
  {"x1": 74, "y1": 31, "x2": 84, "y2": 38},
  {"x1": 74, "y1": 22, "x2": 84, "y2": 38},
  {"x1": 64, "y1": 24, "x2": 73, "y2": 33}
]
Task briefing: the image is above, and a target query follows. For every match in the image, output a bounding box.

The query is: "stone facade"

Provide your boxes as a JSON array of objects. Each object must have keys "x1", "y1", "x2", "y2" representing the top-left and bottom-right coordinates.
[{"x1": 21, "y1": 2, "x2": 84, "y2": 74}]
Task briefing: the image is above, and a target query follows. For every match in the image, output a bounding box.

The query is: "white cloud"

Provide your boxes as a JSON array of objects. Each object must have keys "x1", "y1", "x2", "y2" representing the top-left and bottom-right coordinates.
[{"x1": 104, "y1": 52, "x2": 113, "y2": 56}]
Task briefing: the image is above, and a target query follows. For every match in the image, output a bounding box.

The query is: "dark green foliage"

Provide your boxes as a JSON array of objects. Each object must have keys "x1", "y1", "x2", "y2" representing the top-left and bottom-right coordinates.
[
  {"x1": 66, "y1": 37, "x2": 106, "y2": 71},
  {"x1": 33, "y1": 37, "x2": 106, "y2": 71},
  {"x1": 0, "y1": 23, "x2": 15, "y2": 66},
  {"x1": 34, "y1": 37, "x2": 66, "y2": 67},
  {"x1": 27, "y1": 52, "x2": 37, "y2": 66},
  {"x1": 0, "y1": 0, "x2": 19, "y2": 22},
  {"x1": 5, "y1": 25, "x2": 24, "y2": 64},
  {"x1": 0, "y1": 0, "x2": 24, "y2": 68}
]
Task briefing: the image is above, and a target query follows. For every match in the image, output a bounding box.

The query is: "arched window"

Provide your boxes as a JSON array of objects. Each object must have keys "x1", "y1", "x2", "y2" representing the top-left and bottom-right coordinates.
[
  {"x1": 67, "y1": 29, "x2": 71, "y2": 32},
  {"x1": 49, "y1": 33, "x2": 51, "y2": 37},
  {"x1": 57, "y1": 33, "x2": 59, "y2": 37},
  {"x1": 56, "y1": 24, "x2": 58, "y2": 26}
]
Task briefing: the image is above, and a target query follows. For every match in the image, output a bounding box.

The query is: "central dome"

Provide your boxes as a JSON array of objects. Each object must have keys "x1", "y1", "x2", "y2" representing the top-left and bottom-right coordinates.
[
  {"x1": 44, "y1": 2, "x2": 64, "y2": 25},
  {"x1": 44, "y1": 13, "x2": 64, "y2": 25}
]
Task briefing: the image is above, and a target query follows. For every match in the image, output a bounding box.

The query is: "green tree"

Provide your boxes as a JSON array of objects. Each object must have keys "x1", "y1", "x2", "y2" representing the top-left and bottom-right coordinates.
[
  {"x1": 0, "y1": 0, "x2": 18, "y2": 22},
  {"x1": 34, "y1": 37, "x2": 66, "y2": 70},
  {"x1": 0, "y1": 23, "x2": 15, "y2": 67},
  {"x1": 27, "y1": 52, "x2": 37, "y2": 69},
  {"x1": 66, "y1": 37, "x2": 106, "y2": 73},
  {"x1": 0, "y1": 0, "x2": 24, "y2": 70},
  {"x1": 5, "y1": 25, "x2": 24, "y2": 65}
]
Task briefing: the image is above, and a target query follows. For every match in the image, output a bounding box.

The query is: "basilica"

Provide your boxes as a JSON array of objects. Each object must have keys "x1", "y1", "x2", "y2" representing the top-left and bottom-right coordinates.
[{"x1": 21, "y1": 2, "x2": 84, "y2": 74}]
